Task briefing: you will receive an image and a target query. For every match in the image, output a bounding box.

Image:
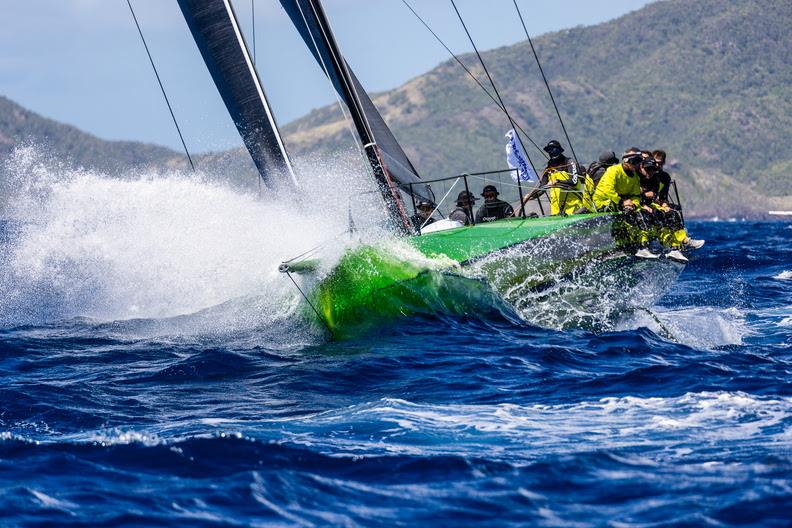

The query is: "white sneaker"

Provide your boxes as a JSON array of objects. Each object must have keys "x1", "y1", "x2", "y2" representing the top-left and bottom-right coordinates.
[
  {"x1": 666, "y1": 249, "x2": 689, "y2": 263},
  {"x1": 635, "y1": 248, "x2": 660, "y2": 259},
  {"x1": 685, "y1": 238, "x2": 705, "y2": 250}
]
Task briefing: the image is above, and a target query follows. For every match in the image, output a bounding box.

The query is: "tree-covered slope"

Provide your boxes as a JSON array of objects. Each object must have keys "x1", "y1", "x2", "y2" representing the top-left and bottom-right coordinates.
[
  {"x1": 0, "y1": 96, "x2": 186, "y2": 174},
  {"x1": 2, "y1": 0, "x2": 789, "y2": 217},
  {"x1": 283, "y1": 0, "x2": 792, "y2": 217}
]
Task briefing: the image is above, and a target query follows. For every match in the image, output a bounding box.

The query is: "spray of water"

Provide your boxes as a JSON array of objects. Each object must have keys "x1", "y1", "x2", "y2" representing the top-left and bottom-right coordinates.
[
  {"x1": 0, "y1": 147, "x2": 754, "y2": 349},
  {"x1": 0, "y1": 146, "x2": 380, "y2": 337}
]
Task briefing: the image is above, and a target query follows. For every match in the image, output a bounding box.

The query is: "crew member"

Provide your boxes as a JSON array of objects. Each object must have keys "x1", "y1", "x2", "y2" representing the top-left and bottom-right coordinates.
[
  {"x1": 475, "y1": 185, "x2": 514, "y2": 223},
  {"x1": 522, "y1": 140, "x2": 584, "y2": 215},
  {"x1": 639, "y1": 156, "x2": 687, "y2": 262},
  {"x1": 592, "y1": 150, "x2": 643, "y2": 212},
  {"x1": 652, "y1": 149, "x2": 704, "y2": 250},
  {"x1": 579, "y1": 150, "x2": 618, "y2": 212},
  {"x1": 449, "y1": 191, "x2": 477, "y2": 226},
  {"x1": 593, "y1": 150, "x2": 658, "y2": 258},
  {"x1": 410, "y1": 200, "x2": 436, "y2": 231}
]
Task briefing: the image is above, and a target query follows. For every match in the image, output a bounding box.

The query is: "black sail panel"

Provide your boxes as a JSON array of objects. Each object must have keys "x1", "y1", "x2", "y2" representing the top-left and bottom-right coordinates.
[
  {"x1": 347, "y1": 68, "x2": 423, "y2": 187},
  {"x1": 279, "y1": 0, "x2": 431, "y2": 202},
  {"x1": 177, "y1": 0, "x2": 296, "y2": 186}
]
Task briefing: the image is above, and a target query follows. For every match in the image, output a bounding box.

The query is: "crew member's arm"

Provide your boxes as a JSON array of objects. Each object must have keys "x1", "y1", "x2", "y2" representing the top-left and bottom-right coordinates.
[{"x1": 522, "y1": 172, "x2": 549, "y2": 202}]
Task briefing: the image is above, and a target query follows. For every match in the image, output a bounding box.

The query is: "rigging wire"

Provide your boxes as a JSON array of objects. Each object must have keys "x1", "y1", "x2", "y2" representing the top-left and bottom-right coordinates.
[
  {"x1": 125, "y1": 0, "x2": 195, "y2": 172},
  {"x1": 448, "y1": 0, "x2": 541, "y2": 183},
  {"x1": 303, "y1": 1, "x2": 412, "y2": 231},
  {"x1": 512, "y1": 0, "x2": 579, "y2": 168},
  {"x1": 293, "y1": 1, "x2": 365, "y2": 157},
  {"x1": 399, "y1": 0, "x2": 546, "y2": 160},
  {"x1": 284, "y1": 270, "x2": 333, "y2": 334}
]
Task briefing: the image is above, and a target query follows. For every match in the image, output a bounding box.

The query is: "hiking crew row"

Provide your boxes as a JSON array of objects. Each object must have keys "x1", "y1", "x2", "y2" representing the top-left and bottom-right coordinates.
[{"x1": 410, "y1": 140, "x2": 704, "y2": 262}]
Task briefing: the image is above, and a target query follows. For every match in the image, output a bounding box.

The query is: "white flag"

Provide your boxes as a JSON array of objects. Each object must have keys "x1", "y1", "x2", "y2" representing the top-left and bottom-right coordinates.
[{"x1": 505, "y1": 129, "x2": 537, "y2": 182}]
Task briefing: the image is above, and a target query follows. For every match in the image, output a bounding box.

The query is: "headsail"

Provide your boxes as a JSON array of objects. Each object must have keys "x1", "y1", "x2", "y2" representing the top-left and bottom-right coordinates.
[
  {"x1": 177, "y1": 0, "x2": 296, "y2": 186},
  {"x1": 279, "y1": 0, "x2": 433, "y2": 227},
  {"x1": 347, "y1": 69, "x2": 424, "y2": 192}
]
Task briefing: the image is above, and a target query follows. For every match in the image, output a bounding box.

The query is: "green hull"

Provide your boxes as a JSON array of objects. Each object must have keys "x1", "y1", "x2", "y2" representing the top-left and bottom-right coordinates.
[{"x1": 308, "y1": 214, "x2": 683, "y2": 338}]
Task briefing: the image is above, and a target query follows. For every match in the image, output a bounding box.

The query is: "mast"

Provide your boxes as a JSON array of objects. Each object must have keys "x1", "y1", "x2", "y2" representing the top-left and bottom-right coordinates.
[
  {"x1": 177, "y1": 0, "x2": 297, "y2": 187},
  {"x1": 280, "y1": 0, "x2": 426, "y2": 232}
]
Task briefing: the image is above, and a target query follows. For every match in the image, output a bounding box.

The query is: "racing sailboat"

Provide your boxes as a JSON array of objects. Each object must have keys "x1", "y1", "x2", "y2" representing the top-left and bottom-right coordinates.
[{"x1": 176, "y1": 0, "x2": 684, "y2": 338}]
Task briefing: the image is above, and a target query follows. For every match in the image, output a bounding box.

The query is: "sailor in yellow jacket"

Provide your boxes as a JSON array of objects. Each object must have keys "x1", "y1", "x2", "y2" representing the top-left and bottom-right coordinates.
[
  {"x1": 523, "y1": 140, "x2": 584, "y2": 215},
  {"x1": 592, "y1": 150, "x2": 661, "y2": 259},
  {"x1": 592, "y1": 150, "x2": 643, "y2": 212}
]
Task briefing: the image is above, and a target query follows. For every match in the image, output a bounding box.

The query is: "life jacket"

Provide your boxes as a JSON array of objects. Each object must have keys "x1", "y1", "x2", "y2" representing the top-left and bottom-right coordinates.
[
  {"x1": 586, "y1": 161, "x2": 611, "y2": 186},
  {"x1": 656, "y1": 170, "x2": 671, "y2": 204},
  {"x1": 448, "y1": 207, "x2": 473, "y2": 226}
]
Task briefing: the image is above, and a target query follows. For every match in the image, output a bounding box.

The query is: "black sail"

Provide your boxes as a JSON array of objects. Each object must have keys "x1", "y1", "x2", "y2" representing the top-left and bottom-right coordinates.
[
  {"x1": 279, "y1": 0, "x2": 432, "y2": 209},
  {"x1": 347, "y1": 68, "x2": 423, "y2": 190},
  {"x1": 178, "y1": 0, "x2": 296, "y2": 186}
]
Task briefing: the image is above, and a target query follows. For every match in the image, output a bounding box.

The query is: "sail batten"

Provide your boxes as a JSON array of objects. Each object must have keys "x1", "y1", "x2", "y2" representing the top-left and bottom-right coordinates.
[{"x1": 178, "y1": 0, "x2": 296, "y2": 186}]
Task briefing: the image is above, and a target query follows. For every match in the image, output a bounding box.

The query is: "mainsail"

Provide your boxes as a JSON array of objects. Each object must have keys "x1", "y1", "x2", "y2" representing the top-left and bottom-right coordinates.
[
  {"x1": 177, "y1": 0, "x2": 296, "y2": 186},
  {"x1": 279, "y1": 0, "x2": 433, "y2": 227}
]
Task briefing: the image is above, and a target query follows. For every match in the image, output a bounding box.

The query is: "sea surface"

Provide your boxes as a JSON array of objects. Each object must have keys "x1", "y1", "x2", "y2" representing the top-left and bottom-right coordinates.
[{"x1": 0, "y1": 167, "x2": 790, "y2": 525}]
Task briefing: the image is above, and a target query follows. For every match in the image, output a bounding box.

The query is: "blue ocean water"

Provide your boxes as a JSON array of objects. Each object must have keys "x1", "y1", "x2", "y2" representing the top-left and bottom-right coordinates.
[{"x1": 1, "y1": 215, "x2": 791, "y2": 526}]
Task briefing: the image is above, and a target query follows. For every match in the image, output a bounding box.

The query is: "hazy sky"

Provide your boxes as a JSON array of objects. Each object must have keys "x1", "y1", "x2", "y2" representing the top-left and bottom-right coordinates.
[{"x1": 0, "y1": 0, "x2": 652, "y2": 153}]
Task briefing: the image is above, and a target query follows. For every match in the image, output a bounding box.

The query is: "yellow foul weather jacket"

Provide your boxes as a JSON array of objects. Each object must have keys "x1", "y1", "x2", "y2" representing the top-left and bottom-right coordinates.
[
  {"x1": 581, "y1": 174, "x2": 597, "y2": 212},
  {"x1": 544, "y1": 164, "x2": 583, "y2": 216},
  {"x1": 592, "y1": 163, "x2": 641, "y2": 211}
]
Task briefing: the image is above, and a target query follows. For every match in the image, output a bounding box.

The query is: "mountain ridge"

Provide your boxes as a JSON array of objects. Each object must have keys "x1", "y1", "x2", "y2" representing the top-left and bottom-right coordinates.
[
  {"x1": 2, "y1": 0, "x2": 791, "y2": 217},
  {"x1": 282, "y1": 0, "x2": 792, "y2": 217}
]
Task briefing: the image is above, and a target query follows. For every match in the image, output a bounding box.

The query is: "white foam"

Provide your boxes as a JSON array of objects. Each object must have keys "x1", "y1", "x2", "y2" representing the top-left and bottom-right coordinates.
[
  {"x1": 617, "y1": 306, "x2": 750, "y2": 349},
  {"x1": 29, "y1": 489, "x2": 78, "y2": 512},
  {"x1": 85, "y1": 429, "x2": 163, "y2": 447},
  {"x1": 278, "y1": 392, "x2": 792, "y2": 457},
  {"x1": 0, "y1": 146, "x2": 380, "y2": 334},
  {"x1": 773, "y1": 270, "x2": 792, "y2": 281}
]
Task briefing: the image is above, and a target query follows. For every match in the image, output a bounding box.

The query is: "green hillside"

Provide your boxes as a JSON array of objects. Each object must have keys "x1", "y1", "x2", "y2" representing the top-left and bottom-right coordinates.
[
  {"x1": 0, "y1": 96, "x2": 186, "y2": 174},
  {"x1": 2, "y1": 0, "x2": 789, "y2": 217},
  {"x1": 0, "y1": 96, "x2": 257, "y2": 195},
  {"x1": 283, "y1": 0, "x2": 792, "y2": 217}
]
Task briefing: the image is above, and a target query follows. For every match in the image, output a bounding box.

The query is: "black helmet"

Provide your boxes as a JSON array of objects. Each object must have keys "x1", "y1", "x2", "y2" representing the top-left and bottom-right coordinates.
[
  {"x1": 456, "y1": 191, "x2": 478, "y2": 205},
  {"x1": 599, "y1": 151, "x2": 618, "y2": 164},
  {"x1": 642, "y1": 157, "x2": 659, "y2": 171},
  {"x1": 481, "y1": 184, "x2": 499, "y2": 196},
  {"x1": 416, "y1": 199, "x2": 434, "y2": 209},
  {"x1": 543, "y1": 140, "x2": 564, "y2": 153}
]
